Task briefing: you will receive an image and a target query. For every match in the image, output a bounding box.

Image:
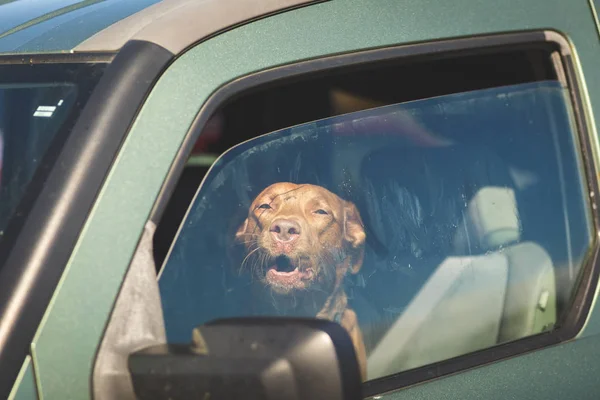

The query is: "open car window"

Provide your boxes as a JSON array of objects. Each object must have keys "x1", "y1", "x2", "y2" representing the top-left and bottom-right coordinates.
[{"x1": 158, "y1": 79, "x2": 591, "y2": 381}]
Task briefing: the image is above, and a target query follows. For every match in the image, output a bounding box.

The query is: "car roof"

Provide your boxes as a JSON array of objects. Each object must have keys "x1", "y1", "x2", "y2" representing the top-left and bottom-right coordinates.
[
  {"x1": 0, "y1": 0, "x2": 161, "y2": 54},
  {"x1": 0, "y1": 0, "x2": 316, "y2": 55}
]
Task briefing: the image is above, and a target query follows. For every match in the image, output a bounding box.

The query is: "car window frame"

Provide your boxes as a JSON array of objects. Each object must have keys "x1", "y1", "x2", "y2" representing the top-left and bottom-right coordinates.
[{"x1": 147, "y1": 31, "x2": 600, "y2": 397}]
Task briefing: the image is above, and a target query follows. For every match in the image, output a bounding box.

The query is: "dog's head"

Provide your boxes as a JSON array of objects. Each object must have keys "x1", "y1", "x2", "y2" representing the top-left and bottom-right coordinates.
[{"x1": 235, "y1": 182, "x2": 366, "y2": 295}]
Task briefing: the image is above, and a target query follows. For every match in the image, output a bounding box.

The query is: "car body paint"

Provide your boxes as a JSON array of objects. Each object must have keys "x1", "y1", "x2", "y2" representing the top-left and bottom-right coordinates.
[{"x1": 26, "y1": 0, "x2": 600, "y2": 398}]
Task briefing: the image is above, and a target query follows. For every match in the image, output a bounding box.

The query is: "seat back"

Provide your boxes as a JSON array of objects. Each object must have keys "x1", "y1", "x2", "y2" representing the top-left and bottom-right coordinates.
[
  {"x1": 498, "y1": 242, "x2": 556, "y2": 342},
  {"x1": 367, "y1": 254, "x2": 509, "y2": 378},
  {"x1": 455, "y1": 186, "x2": 557, "y2": 339}
]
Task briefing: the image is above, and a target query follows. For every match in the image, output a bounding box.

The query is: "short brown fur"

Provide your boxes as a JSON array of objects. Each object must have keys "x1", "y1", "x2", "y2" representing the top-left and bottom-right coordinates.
[{"x1": 235, "y1": 182, "x2": 367, "y2": 379}]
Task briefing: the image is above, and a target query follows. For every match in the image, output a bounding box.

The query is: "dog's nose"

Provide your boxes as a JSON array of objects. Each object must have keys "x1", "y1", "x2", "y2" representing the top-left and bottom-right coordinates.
[{"x1": 270, "y1": 219, "x2": 301, "y2": 242}]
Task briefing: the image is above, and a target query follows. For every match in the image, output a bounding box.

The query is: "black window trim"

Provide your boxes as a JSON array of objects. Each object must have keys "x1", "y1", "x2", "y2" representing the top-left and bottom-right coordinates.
[{"x1": 148, "y1": 30, "x2": 600, "y2": 397}]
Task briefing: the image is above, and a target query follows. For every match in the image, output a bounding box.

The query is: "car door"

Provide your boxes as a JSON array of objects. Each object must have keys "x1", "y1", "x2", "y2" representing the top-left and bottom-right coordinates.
[{"x1": 11, "y1": 0, "x2": 600, "y2": 398}]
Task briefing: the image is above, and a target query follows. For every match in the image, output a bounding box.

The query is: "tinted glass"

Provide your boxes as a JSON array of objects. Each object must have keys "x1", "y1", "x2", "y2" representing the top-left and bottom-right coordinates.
[
  {"x1": 0, "y1": 83, "x2": 77, "y2": 232},
  {"x1": 159, "y1": 81, "x2": 591, "y2": 380},
  {"x1": 0, "y1": 60, "x2": 106, "y2": 269}
]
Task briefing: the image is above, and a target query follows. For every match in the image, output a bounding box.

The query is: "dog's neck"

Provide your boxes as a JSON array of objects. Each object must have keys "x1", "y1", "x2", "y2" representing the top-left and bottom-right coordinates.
[
  {"x1": 316, "y1": 286, "x2": 348, "y2": 322},
  {"x1": 256, "y1": 286, "x2": 334, "y2": 318},
  {"x1": 255, "y1": 262, "x2": 350, "y2": 322}
]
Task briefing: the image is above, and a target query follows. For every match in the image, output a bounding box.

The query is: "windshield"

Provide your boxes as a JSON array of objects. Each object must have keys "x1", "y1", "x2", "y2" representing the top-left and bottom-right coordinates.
[
  {"x1": 159, "y1": 80, "x2": 591, "y2": 380},
  {"x1": 0, "y1": 83, "x2": 77, "y2": 232},
  {"x1": 0, "y1": 60, "x2": 106, "y2": 250}
]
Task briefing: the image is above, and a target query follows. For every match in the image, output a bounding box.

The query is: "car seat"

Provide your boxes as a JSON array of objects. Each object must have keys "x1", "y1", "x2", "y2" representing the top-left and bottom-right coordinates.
[{"x1": 354, "y1": 145, "x2": 556, "y2": 379}]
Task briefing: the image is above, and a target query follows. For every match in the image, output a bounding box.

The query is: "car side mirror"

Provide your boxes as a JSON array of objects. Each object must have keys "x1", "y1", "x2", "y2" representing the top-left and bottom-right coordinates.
[{"x1": 128, "y1": 317, "x2": 363, "y2": 400}]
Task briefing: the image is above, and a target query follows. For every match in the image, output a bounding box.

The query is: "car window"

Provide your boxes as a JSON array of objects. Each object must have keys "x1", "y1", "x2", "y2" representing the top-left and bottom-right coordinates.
[
  {"x1": 158, "y1": 79, "x2": 591, "y2": 381},
  {"x1": 0, "y1": 61, "x2": 106, "y2": 262},
  {"x1": 0, "y1": 83, "x2": 77, "y2": 232}
]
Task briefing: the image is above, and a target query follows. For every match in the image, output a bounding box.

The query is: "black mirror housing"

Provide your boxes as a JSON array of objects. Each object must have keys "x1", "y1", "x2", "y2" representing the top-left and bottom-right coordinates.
[{"x1": 128, "y1": 317, "x2": 363, "y2": 400}]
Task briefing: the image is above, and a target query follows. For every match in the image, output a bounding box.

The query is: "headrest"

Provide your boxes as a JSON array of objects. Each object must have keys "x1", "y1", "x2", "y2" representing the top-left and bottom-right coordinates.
[
  {"x1": 358, "y1": 143, "x2": 518, "y2": 259},
  {"x1": 452, "y1": 186, "x2": 521, "y2": 254}
]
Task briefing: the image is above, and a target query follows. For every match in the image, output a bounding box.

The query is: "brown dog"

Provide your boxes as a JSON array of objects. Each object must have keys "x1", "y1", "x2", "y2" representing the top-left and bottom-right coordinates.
[{"x1": 235, "y1": 182, "x2": 367, "y2": 379}]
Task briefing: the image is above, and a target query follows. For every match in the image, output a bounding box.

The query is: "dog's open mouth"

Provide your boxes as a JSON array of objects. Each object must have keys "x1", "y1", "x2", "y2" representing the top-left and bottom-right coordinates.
[{"x1": 265, "y1": 255, "x2": 314, "y2": 289}]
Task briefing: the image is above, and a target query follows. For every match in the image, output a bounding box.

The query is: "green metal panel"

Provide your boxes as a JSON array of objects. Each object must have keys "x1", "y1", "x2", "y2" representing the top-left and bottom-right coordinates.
[
  {"x1": 30, "y1": 0, "x2": 600, "y2": 398},
  {"x1": 8, "y1": 356, "x2": 39, "y2": 400},
  {"x1": 385, "y1": 334, "x2": 600, "y2": 400}
]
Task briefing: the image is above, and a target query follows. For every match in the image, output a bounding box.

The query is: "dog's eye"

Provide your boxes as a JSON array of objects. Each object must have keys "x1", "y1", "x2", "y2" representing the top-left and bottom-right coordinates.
[
  {"x1": 257, "y1": 203, "x2": 272, "y2": 210},
  {"x1": 314, "y1": 209, "x2": 329, "y2": 215}
]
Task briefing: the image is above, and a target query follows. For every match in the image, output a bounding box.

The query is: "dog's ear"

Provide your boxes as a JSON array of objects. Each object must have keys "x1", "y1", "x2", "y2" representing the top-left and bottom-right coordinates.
[
  {"x1": 343, "y1": 201, "x2": 366, "y2": 274},
  {"x1": 235, "y1": 218, "x2": 249, "y2": 243}
]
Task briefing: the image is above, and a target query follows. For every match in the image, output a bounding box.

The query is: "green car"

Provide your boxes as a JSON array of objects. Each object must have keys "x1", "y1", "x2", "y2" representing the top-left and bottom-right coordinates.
[{"x1": 2, "y1": 0, "x2": 600, "y2": 398}]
